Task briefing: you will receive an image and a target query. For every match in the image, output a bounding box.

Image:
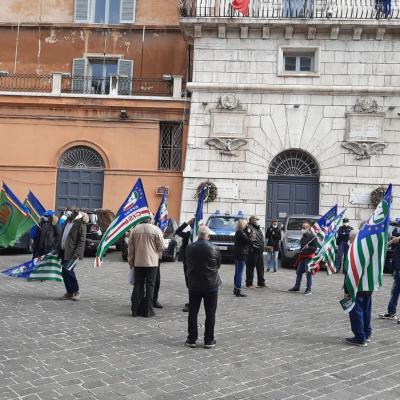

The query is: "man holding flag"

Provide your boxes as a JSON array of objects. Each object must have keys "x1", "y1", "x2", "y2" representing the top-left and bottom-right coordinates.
[{"x1": 342, "y1": 184, "x2": 392, "y2": 346}]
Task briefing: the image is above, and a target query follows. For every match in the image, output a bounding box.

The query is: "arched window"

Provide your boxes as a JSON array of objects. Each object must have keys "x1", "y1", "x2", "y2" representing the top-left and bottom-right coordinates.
[
  {"x1": 268, "y1": 150, "x2": 319, "y2": 177},
  {"x1": 58, "y1": 146, "x2": 105, "y2": 170}
]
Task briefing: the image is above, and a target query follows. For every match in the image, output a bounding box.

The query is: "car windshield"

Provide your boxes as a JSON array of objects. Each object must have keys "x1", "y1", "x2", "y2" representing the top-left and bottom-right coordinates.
[
  {"x1": 287, "y1": 218, "x2": 318, "y2": 230},
  {"x1": 207, "y1": 216, "x2": 239, "y2": 230}
]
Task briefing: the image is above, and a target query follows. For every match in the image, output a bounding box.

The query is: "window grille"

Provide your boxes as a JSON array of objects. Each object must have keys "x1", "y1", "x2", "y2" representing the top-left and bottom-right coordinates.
[
  {"x1": 58, "y1": 146, "x2": 105, "y2": 169},
  {"x1": 268, "y1": 150, "x2": 319, "y2": 176},
  {"x1": 159, "y1": 121, "x2": 183, "y2": 171}
]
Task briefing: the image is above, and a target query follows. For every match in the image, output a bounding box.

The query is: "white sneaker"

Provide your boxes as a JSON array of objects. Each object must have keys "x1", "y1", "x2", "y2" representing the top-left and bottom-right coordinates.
[{"x1": 71, "y1": 292, "x2": 80, "y2": 301}]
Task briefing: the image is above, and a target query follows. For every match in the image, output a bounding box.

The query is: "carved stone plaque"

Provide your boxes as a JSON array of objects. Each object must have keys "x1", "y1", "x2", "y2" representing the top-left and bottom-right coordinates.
[
  {"x1": 349, "y1": 188, "x2": 370, "y2": 205},
  {"x1": 210, "y1": 110, "x2": 247, "y2": 138},
  {"x1": 345, "y1": 113, "x2": 385, "y2": 141},
  {"x1": 218, "y1": 183, "x2": 239, "y2": 200}
]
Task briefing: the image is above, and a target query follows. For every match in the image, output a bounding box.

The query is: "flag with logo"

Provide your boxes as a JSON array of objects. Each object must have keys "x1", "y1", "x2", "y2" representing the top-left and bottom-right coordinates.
[
  {"x1": 311, "y1": 205, "x2": 338, "y2": 247},
  {"x1": 0, "y1": 183, "x2": 34, "y2": 247},
  {"x1": 231, "y1": 0, "x2": 250, "y2": 16},
  {"x1": 94, "y1": 178, "x2": 151, "y2": 267},
  {"x1": 190, "y1": 185, "x2": 207, "y2": 243},
  {"x1": 308, "y1": 210, "x2": 346, "y2": 275},
  {"x1": 2, "y1": 254, "x2": 63, "y2": 282},
  {"x1": 154, "y1": 190, "x2": 169, "y2": 233},
  {"x1": 341, "y1": 184, "x2": 392, "y2": 313}
]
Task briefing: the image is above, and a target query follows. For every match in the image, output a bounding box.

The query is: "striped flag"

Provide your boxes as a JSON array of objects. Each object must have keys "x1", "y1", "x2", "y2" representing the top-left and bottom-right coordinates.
[
  {"x1": 154, "y1": 191, "x2": 168, "y2": 233},
  {"x1": 2, "y1": 254, "x2": 63, "y2": 282},
  {"x1": 25, "y1": 191, "x2": 46, "y2": 225},
  {"x1": 94, "y1": 179, "x2": 151, "y2": 267},
  {"x1": 341, "y1": 184, "x2": 392, "y2": 313},
  {"x1": 308, "y1": 210, "x2": 346, "y2": 275},
  {"x1": 311, "y1": 205, "x2": 338, "y2": 246},
  {"x1": 190, "y1": 185, "x2": 207, "y2": 243}
]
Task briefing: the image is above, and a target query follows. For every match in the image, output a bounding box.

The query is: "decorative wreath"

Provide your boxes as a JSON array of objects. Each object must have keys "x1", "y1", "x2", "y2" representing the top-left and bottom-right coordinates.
[
  {"x1": 370, "y1": 186, "x2": 386, "y2": 208},
  {"x1": 195, "y1": 181, "x2": 218, "y2": 203}
]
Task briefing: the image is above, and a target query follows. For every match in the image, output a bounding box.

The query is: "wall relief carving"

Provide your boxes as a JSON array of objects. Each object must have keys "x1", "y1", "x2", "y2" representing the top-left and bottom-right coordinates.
[{"x1": 206, "y1": 137, "x2": 248, "y2": 157}]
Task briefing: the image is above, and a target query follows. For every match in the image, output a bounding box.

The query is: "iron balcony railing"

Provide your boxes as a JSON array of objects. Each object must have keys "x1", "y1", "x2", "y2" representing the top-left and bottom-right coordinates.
[
  {"x1": 0, "y1": 74, "x2": 53, "y2": 92},
  {"x1": 180, "y1": 0, "x2": 400, "y2": 19}
]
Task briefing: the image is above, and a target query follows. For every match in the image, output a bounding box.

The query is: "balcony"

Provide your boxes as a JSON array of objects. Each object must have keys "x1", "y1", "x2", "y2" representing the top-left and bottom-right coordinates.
[
  {"x1": 180, "y1": 0, "x2": 400, "y2": 19},
  {"x1": 0, "y1": 73, "x2": 185, "y2": 99}
]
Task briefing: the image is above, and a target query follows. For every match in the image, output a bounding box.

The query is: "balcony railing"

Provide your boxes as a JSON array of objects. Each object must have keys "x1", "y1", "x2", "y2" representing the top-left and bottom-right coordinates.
[
  {"x1": 180, "y1": 0, "x2": 400, "y2": 19},
  {"x1": 0, "y1": 73, "x2": 185, "y2": 98}
]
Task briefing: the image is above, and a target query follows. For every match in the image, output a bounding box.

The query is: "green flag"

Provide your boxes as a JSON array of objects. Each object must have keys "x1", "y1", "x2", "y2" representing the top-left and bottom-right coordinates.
[{"x1": 0, "y1": 183, "x2": 34, "y2": 247}]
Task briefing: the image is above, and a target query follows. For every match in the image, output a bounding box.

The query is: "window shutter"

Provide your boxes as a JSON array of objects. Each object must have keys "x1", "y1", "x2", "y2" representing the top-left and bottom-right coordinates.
[
  {"x1": 120, "y1": 0, "x2": 136, "y2": 23},
  {"x1": 118, "y1": 59, "x2": 133, "y2": 95},
  {"x1": 74, "y1": 0, "x2": 89, "y2": 22},
  {"x1": 71, "y1": 58, "x2": 88, "y2": 93}
]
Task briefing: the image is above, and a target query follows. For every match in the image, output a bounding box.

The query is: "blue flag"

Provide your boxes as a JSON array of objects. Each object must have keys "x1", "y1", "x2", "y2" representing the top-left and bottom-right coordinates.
[
  {"x1": 154, "y1": 191, "x2": 169, "y2": 233},
  {"x1": 190, "y1": 185, "x2": 207, "y2": 243},
  {"x1": 26, "y1": 191, "x2": 46, "y2": 223},
  {"x1": 94, "y1": 178, "x2": 151, "y2": 267},
  {"x1": 311, "y1": 204, "x2": 338, "y2": 246}
]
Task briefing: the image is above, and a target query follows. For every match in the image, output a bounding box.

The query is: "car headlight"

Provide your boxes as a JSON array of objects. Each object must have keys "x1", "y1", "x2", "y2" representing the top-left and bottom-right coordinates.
[
  {"x1": 208, "y1": 229, "x2": 215, "y2": 235},
  {"x1": 286, "y1": 238, "x2": 301, "y2": 251}
]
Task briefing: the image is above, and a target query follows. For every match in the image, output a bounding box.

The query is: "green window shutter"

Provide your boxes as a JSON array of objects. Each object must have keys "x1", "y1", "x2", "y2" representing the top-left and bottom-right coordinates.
[
  {"x1": 72, "y1": 58, "x2": 88, "y2": 93},
  {"x1": 118, "y1": 59, "x2": 133, "y2": 95},
  {"x1": 120, "y1": 0, "x2": 135, "y2": 23}
]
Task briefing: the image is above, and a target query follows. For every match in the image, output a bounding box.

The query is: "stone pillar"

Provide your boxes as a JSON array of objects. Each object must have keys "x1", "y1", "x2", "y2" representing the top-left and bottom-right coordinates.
[
  {"x1": 109, "y1": 75, "x2": 119, "y2": 96},
  {"x1": 51, "y1": 73, "x2": 62, "y2": 95},
  {"x1": 172, "y1": 75, "x2": 183, "y2": 99}
]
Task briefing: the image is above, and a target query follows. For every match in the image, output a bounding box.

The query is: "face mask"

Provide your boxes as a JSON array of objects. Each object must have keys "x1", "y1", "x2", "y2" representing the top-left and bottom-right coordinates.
[
  {"x1": 344, "y1": 223, "x2": 349, "y2": 226},
  {"x1": 301, "y1": 228, "x2": 307, "y2": 235},
  {"x1": 65, "y1": 210, "x2": 73, "y2": 217},
  {"x1": 272, "y1": 224, "x2": 278, "y2": 228},
  {"x1": 42, "y1": 216, "x2": 49, "y2": 222}
]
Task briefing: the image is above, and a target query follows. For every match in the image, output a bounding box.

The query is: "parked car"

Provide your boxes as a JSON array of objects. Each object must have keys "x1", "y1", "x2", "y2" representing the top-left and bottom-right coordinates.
[
  {"x1": 0, "y1": 230, "x2": 33, "y2": 254},
  {"x1": 121, "y1": 218, "x2": 182, "y2": 262},
  {"x1": 280, "y1": 214, "x2": 320, "y2": 268},
  {"x1": 206, "y1": 210, "x2": 246, "y2": 260}
]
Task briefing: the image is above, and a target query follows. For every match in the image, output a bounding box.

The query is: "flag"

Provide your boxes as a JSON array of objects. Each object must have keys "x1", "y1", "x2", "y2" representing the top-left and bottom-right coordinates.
[
  {"x1": 94, "y1": 179, "x2": 151, "y2": 267},
  {"x1": 154, "y1": 191, "x2": 168, "y2": 233},
  {"x1": 308, "y1": 210, "x2": 346, "y2": 275},
  {"x1": 311, "y1": 205, "x2": 338, "y2": 246},
  {"x1": 341, "y1": 184, "x2": 392, "y2": 313},
  {"x1": 190, "y1": 185, "x2": 207, "y2": 243},
  {"x1": 231, "y1": 0, "x2": 250, "y2": 16},
  {"x1": 25, "y1": 191, "x2": 46, "y2": 225},
  {"x1": 2, "y1": 254, "x2": 63, "y2": 282},
  {"x1": 0, "y1": 183, "x2": 33, "y2": 247}
]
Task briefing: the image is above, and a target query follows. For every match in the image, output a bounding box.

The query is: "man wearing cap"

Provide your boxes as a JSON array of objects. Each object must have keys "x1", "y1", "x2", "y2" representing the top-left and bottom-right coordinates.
[
  {"x1": 336, "y1": 218, "x2": 353, "y2": 272},
  {"x1": 32, "y1": 210, "x2": 60, "y2": 259},
  {"x1": 245, "y1": 215, "x2": 266, "y2": 288}
]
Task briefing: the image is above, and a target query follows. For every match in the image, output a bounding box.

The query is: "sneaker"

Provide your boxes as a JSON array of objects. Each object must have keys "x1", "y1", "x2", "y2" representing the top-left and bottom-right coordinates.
[
  {"x1": 366, "y1": 337, "x2": 371, "y2": 343},
  {"x1": 288, "y1": 287, "x2": 300, "y2": 292},
  {"x1": 59, "y1": 293, "x2": 73, "y2": 300},
  {"x1": 304, "y1": 289, "x2": 312, "y2": 296},
  {"x1": 378, "y1": 312, "x2": 397, "y2": 320},
  {"x1": 153, "y1": 301, "x2": 163, "y2": 309},
  {"x1": 204, "y1": 340, "x2": 216, "y2": 349},
  {"x1": 71, "y1": 292, "x2": 80, "y2": 301},
  {"x1": 245, "y1": 284, "x2": 256, "y2": 289},
  {"x1": 257, "y1": 283, "x2": 267, "y2": 288},
  {"x1": 185, "y1": 340, "x2": 196, "y2": 348},
  {"x1": 345, "y1": 337, "x2": 367, "y2": 347}
]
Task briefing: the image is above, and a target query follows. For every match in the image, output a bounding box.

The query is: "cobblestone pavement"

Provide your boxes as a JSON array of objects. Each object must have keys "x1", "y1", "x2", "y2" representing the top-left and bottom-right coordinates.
[{"x1": 0, "y1": 251, "x2": 400, "y2": 400}]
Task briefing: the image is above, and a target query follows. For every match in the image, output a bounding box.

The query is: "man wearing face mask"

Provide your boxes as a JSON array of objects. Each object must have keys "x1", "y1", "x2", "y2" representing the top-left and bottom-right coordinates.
[
  {"x1": 265, "y1": 219, "x2": 282, "y2": 272},
  {"x1": 288, "y1": 222, "x2": 317, "y2": 295},
  {"x1": 32, "y1": 210, "x2": 60, "y2": 259},
  {"x1": 245, "y1": 215, "x2": 266, "y2": 288},
  {"x1": 58, "y1": 207, "x2": 87, "y2": 301},
  {"x1": 335, "y1": 218, "x2": 353, "y2": 272}
]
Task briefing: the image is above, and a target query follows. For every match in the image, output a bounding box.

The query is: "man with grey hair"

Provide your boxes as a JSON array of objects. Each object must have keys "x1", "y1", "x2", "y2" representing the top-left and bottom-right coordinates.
[{"x1": 185, "y1": 225, "x2": 222, "y2": 349}]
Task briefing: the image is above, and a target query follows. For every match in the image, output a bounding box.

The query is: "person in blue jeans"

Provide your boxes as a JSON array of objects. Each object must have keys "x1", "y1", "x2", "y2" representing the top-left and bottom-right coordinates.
[
  {"x1": 379, "y1": 233, "x2": 400, "y2": 323},
  {"x1": 266, "y1": 219, "x2": 281, "y2": 272},
  {"x1": 233, "y1": 219, "x2": 252, "y2": 297}
]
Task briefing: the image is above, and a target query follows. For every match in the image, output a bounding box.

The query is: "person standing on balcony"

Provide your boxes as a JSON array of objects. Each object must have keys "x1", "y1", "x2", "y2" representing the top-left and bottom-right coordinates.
[
  {"x1": 233, "y1": 219, "x2": 252, "y2": 297},
  {"x1": 265, "y1": 219, "x2": 282, "y2": 272},
  {"x1": 335, "y1": 218, "x2": 353, "y2": 272},
  {"x1": 245, "y1": 215, "x2": 266, "y2": 289}
]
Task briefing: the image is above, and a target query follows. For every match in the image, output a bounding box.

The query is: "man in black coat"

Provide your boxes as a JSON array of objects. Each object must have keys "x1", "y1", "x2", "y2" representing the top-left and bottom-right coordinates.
[
  {"x1": 32, "y1": 210, "x2": 60, "y2": 259},
  {"x1": 175, "y1": 218, "x2": 194, "y2": 312},
  {"x1": 335, "y1": 218, "x2": 353, "y2": 272},
  {"x1": 245, "y1": 215, "x2": 266, "y2": 288},
  {"x1": 185, "y1": 225, "x2": 221, "y2": 349}
]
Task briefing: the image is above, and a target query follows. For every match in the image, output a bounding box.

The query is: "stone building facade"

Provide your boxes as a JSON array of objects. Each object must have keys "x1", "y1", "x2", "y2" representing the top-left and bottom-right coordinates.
[{"x1": 180, "y1": 7, "x2": 400, "y2": 226}]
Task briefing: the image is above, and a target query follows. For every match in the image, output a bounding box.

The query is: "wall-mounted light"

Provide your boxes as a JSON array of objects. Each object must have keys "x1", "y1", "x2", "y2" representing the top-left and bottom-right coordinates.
[
  {"x1": 293, "y1": 104, "x2": 300, "y2": 108},
  {"x1": 120, "y1": 110, "x2": 128, "y2": 119},
  {"x1": 0, "y1": 71, "x2": 9, "y2": 77},
  {"x1": 388, "y1": 106, "x2": 396, "y2": 111},
  {"x1": 163, "y1": 74, "x2": 172, "y2": 81}
]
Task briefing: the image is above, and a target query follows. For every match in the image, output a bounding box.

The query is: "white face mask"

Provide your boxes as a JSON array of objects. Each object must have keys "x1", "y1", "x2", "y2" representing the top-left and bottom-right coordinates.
[
  {"x1": 301, "y1": 228, "x2": 307, "y2": 235},
  {"x1": 65, "y1": 210, "x2": 73, "y2": 217},
  {"x1": 272, "y1": 224, "x2": 278, "y2": 228},
  {"x1": 344, "y1": 223, "x2": 349, "y2": 226}
]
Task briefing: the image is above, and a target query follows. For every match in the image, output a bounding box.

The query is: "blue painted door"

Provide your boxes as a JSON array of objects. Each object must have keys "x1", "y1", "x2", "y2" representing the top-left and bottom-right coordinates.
[
  {"x1": 266, "y1": 176, "x2": 319, "y2": 223},
  {"x1": 56, "y1": 168, "x2": 104, "y2": 210}
]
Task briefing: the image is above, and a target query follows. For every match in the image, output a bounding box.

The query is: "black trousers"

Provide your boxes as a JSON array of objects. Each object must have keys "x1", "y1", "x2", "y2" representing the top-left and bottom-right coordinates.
[
  {"x1": 246, "y1": 251, "x2": 265, "y2": 286},
  {"x1": 183, "y1": 262, "x2": 188, "y2": 288},
  {"x1": 153, "y1": 266, "x2": 160, "y2": 304},
  {"x1": 188, "y1": 289, "x2": 218, "y2": 342},
  {"x1": 131, "y1": 267, "x2": 158, "y2": 317}
]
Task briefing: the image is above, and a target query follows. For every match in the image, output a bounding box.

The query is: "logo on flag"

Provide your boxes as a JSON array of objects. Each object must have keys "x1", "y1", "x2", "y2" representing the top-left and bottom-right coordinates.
[
  {"x1": 0, "y1": 203, "x2": 12, "y2": 234},
  {"x1": 123, "y1": 191, "x2": 139, "y2": 213},
  {"x1": 154, "y1": 191, "x2": 168, "y2": 233},
  {"x1": 311, "y1": 205, "x2": 338, "y2": 246}
]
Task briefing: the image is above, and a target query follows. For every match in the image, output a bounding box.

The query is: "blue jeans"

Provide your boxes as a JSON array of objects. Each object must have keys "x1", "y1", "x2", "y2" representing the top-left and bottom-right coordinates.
[
  {"x1": 61, "y1": 262, "x2": 79, "y2": 294},
  {"x1": 234, "y1": 259, "x2": 246, "y2": 289},
  {"x1": 267, "y1": 251, "x2": 279, "y2": 271},
  {"x1": 388, "y1": 270, "x2": 400, "y2": 315},
  {"x1": 349, "y1": 294, "x2": 372, "y2": 342},
  {"x1": 294, "y1": 258, "x2": 312, "y2": 291},
  {"x1": 335, "y1": 242, "x2": 349, "y2": 270}
]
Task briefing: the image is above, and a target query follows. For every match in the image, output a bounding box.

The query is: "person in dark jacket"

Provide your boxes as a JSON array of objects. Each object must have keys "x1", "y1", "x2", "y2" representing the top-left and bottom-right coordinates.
[
  {"x1": 175, "y1": 218, "x2": 194, "y2": 312},
  {"x1": 379, "y1": 229, "x2": 400, "y2": 322},
  {"x1": 32, "y1": 210, "x2": 60, "y2": 258},
  {"x1": 335, "y1": 218, "x2": 353, "y2": 272},
  {"x1": 233, "y1": 219, "x2": 252, "y2": 297},
  {"x1": 265, "y1": 219, "x2": 282, "y2": 272},
  {"x1": 185, "y1": 225, "x2": 221, "y2": 349},
  {"x1": 58, "y1": 207, "x2": 87, "y2": 301},
  {"x1": 245, "y1": 215, "x2": 266, "y2": 288},
  {"x1": 288, "y1": 222, "x2": 317, "y2": 295}
]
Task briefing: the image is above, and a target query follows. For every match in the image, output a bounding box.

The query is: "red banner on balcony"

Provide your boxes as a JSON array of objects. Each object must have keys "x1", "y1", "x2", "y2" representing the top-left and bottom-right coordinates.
[{"x1": 231, "y1": 0, "x2": 249, "y2": 16}]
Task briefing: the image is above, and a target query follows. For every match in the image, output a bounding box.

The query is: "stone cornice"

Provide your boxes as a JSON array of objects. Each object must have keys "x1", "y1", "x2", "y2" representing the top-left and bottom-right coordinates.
[{"x1": 187, "y1": 82, "x2": 400, "y2": 96}]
